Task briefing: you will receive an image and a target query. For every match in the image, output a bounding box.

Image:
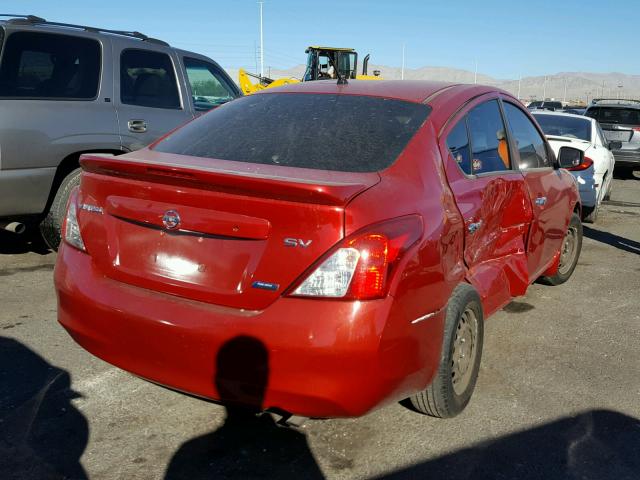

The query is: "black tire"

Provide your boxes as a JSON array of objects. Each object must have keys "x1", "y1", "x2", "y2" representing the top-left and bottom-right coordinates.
[
  {"x1": 603, "y1": 177, "x2": 612, "y2": 201},
  {"x1": 39, "y1": 168, "x2": 81, "y2": 251},
  {"x1": 407, "y1": 283, "x2": 484, "y2": 418},
  {"x1": 582, "y1": 204, "x2": 598, "y2": 224},
  {"x1": 539, "y1": 212, "x2": 582, "y2": 286}
]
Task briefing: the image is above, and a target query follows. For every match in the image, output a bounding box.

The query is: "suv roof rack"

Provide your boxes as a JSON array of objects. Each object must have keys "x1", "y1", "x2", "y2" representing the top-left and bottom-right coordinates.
[
  {"x1": 591, "y1": 98, "x2": 640, "y2": 106},
  {"x1": 0, "y1": 14, "x2": 170, "y2": 46}
]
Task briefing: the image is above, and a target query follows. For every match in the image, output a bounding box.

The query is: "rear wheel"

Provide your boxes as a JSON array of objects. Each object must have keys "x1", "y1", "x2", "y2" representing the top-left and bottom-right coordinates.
[
  {"x1": 407, "y1": 283, "x2": 484, "y2": 418},
  {"x1": 582, "y1": 204, "x2": 599, "y2": 224},
  {"x1": 540, "y1": 213, "x2": 582, "y2": 286},
  {"x1": 603, "y1": 174, "x2": 612, "y2": 201},
  {"x1": 40, "y1": 168, "x2": 81, "y2": 251}
]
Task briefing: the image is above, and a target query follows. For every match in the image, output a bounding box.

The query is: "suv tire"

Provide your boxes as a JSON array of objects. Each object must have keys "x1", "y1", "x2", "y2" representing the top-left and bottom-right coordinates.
[
  {"x1": 40, "y1": 168, "x2": 81, "y2": 251},
  {"x1": 407, "y1": 283, "x2": 484, "y2": 418}
]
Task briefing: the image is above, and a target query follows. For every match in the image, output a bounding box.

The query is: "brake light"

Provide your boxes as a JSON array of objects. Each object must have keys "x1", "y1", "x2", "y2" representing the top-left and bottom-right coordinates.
[
  {"x1": 63, "y1": 187, "x2": 86, "y2": 252},
  {"x1": 632, "y1": 127, "x2": 640, "y2": 132},
  {"x1": 567, "y1": 156, "x2": 594, "y2": 171},
  {"x1": 289, "y1": 216, "x2": 423, "y2": 300}
]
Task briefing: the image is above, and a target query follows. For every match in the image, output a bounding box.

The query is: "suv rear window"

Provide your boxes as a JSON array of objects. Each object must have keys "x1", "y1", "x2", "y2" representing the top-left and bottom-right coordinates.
[
  {"x1": 587, "y1": 107, "x2": 640, "y2": 125},
  {"x1": 0, "y1": 32, "x2": 100, "y2": 99},
  {"x1": 153, "y1": 93, "x2": 431, "y2": 172}
]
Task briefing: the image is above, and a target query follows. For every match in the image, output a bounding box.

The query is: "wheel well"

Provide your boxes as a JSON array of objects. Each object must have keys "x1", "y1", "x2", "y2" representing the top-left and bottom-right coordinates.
[
  {"x1": 42, "y1": 149, "x2": 125, "y2": 216},
  {"x1": 573, "y1": 201, "x2": 582, "y2": 217}
]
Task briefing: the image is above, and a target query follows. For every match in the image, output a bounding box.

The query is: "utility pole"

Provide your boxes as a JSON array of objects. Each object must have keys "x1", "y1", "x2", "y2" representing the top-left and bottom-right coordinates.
[
  {"x1": 543, "y1": 76, "x2": 547, "y2": 100},
  {"x1": 259, "y1": 1, "x2": 264, "y2": 78},
  {"x1": 474, "y1": 59, "x2": 478, "y2": 84},
  {"x1": 563, "y1": 77, "x2": 568, "y2": 103},
  {"x1": 254, "y1": 41, "x2": 258, "y2": 74},
  {"x1": 401, "y1": 43, "x2": 405, "y2": 80},
  {"x1": 517, "y1": 74, "x2": 522, "y2": 100}
]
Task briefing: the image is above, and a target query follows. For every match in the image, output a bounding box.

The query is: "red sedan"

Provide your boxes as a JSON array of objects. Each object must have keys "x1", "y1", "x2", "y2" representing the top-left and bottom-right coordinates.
[{"x1": 54, "y1": 80, "x2": 582, "y2": 419}]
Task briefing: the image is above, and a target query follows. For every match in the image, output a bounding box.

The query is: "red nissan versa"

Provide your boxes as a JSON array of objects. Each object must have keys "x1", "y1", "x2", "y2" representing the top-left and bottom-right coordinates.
[{"x1": 54, "y1": 80, "x2": 583, "y2": 419}]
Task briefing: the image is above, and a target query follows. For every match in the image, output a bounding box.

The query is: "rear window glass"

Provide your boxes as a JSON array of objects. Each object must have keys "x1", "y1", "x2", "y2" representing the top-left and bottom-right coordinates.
[
  {"x1": 533, "y1": 114, "x2": 592, "y2": 141},
  {"x1": 0, "y1": 31, "x2": 100, "y2": 99},
  {"x1": 153, "y1": 93, "x2": 431, "y2": 172},
  {"x1": 595, "y1": 107, "x2": 640, "y2": 125}
]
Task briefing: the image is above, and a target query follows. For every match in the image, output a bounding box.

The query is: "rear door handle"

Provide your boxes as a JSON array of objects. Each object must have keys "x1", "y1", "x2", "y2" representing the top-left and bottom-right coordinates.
[
  {"x1": 468, "y1": 221, "x2": 482, "y2": 234},
  {"x1": 535, "y1": 196, "x2": 547, "y2": 206},
  {"x1": 128, "y1": 120, "x2": 147, "y2": 133}
]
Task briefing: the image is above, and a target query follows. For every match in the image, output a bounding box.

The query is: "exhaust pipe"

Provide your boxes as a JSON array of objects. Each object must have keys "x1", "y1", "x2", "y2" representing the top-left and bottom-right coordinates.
[
  {"x1": 0, "y1": 221, "x2": 26, "y2": 234},
  {"x1": 362, "y1": 54, "x2": 370, "y2": 76}
]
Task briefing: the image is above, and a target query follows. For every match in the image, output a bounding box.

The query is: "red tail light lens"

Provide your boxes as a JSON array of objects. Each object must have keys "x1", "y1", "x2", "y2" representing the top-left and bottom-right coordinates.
[
  {"x1": 567, "y1": 156, "x2": 594, "y2": 171},
  {"x1": 289, "y1": 216, "x2": 423, "y2": 300},
  {"x1": 63, "y1": 187, "x2": 86, "y2": 252}
]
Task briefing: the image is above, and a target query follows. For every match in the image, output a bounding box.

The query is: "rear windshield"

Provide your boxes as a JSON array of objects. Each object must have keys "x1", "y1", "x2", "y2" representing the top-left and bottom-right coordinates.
[
  {"x1": 153, "y1": 93, "x2": 431, "y2": 172},
  {"x1": 544, "y1": 102, "x2": 563, "y2": 109},
  {"x1": 533, "y1": 114, "x2": 592, "y2": 142},
  {"x1": 587, "y1": 107, "x2": 640, "y2": 126}
]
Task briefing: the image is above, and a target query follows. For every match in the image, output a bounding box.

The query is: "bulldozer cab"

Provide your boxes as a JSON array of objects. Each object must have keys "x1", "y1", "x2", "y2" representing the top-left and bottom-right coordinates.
[{"x1": 303, "y1": 47, "x2": 358, "y2": 81}]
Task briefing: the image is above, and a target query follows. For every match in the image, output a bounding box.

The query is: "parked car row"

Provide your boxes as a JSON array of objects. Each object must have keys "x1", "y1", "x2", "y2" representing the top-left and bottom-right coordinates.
[
  {"x1": 0, "y1": 14, "x2": 609, "y2": 421},
  {"x1": 525, "y1": 97, "x2": 640, "y2": 223}
]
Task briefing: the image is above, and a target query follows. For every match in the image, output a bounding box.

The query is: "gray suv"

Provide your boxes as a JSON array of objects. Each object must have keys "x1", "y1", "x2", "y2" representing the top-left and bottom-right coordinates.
[
  {"x1": 585, "y1": 99, "x2": 640, "y2": 173},
  {"x1": 0, "y1": 15, "x2": 241, "y2": 248}
]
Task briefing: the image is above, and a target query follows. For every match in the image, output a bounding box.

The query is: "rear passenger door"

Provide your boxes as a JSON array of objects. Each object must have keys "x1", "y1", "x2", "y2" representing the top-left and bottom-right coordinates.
[
  {"x1": 112, "y1": 39, "x2": 193, "y2": 151},
  {"x1": 440, "y1": 98, "x2": 533, "y2": 315},
  {"x1": 502, "y1": 100, "x2": 570, "y2": 280},
  {"x1": 0, "y1": 30, "x2": 119, "y2": 217}
]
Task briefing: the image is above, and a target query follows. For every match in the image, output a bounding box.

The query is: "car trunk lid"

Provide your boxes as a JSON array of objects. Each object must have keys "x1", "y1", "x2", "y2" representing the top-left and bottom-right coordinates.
[{"x1": 76, "y1": 152, "x2": 380, "y2": 310}]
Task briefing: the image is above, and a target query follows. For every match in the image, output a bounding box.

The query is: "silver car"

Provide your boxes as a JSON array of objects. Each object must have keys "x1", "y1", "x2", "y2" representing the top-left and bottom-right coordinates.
[
  {"x1": 585, "y1": 99, "x2": 640, "y2": 174},
  {"x1": 0, "y1": 15, "x2": 241, "y2": 248}
]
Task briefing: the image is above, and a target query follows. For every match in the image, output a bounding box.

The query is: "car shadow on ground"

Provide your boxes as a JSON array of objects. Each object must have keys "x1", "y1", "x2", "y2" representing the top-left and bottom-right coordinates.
[
  {"x1": 374, "y1": 409, "x2": 640, "y2": 480},
  {"x1": 613, "y1": 168, "x2": 639, "y2": 181},
  {"x1": 0, "y1": 230, "x2": 51, "y2": 255},
  {"x1": 583, "y1": 226, "x2": 640, "y2": 255},
  {"x1": 164, "y1": 335, "x2": 324, "y2": 480},
  {"x1": 0, "y1": 336, "x2": 88, "y2": 480}
]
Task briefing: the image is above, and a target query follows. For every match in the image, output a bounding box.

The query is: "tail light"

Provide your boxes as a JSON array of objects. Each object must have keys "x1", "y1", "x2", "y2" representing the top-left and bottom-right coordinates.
[
  {"x1": 567, "y1": 156, "x2": 594, "y2": 171},
  {"x1": 632, "y1": 127, "x2": 640, "y2": 132},
  {"x1": 289, "y1": 216, "x2": 423, "y2": 300},
  {"x1": 63, "y1": 187, "x2": 86, "y2": 252}
]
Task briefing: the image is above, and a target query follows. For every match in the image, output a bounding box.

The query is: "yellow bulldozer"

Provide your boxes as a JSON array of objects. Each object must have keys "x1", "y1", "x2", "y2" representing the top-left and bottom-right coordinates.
[{"x1": 239, "y1": 46, "x2": 381, "y2": 95}]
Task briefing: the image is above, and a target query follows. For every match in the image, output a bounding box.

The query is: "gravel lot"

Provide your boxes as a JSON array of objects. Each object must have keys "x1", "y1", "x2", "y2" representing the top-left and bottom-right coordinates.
[{"x1": 1, "y1": 175, "x2": 639, "y2": 480}]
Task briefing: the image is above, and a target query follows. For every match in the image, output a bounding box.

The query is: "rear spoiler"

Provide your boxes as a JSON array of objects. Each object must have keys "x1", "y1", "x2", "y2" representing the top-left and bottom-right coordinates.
[{"x1": 79, "y1": 154, "x2": 380, "y2": 206}]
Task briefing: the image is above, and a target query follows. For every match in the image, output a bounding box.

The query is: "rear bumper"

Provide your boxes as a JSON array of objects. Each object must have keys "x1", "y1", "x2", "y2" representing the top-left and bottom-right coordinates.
[
  {"x1": 54, "y1": 244, "x2": 445, "y2": 418},
  {"x1": 612, "y1": 150, "x2": 640, "y2": 168},
  {"x1": 570, "y1": 172, "x2": 597, "y2": 208}
]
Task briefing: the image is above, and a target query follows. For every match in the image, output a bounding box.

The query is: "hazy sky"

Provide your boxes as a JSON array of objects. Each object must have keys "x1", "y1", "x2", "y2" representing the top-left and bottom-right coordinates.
[{"x1": 2, "y1": 1, "x2": 636, "y2": 78}]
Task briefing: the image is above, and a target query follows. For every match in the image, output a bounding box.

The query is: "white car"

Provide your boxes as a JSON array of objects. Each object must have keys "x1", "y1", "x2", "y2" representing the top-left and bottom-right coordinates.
[{"x1": 532, "y1": 111, "x2": 616, "y2": 223}]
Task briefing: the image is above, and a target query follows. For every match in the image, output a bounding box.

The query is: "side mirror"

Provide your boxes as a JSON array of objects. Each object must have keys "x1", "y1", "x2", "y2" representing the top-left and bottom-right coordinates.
[
  {"x1": 608, "y1": 140, "x2": 622, "y2": 150},
  {"x1": 557, "y1": 146, "x2": 584, "y2": 169}
]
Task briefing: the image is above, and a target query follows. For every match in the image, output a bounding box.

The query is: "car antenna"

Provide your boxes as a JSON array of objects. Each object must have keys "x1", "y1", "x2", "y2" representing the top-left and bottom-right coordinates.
[{"x1": 336, "y1": 65, "x2": 348, "y2": 85}]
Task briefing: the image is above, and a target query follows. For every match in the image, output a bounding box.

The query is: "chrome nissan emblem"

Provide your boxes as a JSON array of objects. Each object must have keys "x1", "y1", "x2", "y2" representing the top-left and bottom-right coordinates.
[{"x1": 162, "y1": 210, "x2": 181, "y2": 230}]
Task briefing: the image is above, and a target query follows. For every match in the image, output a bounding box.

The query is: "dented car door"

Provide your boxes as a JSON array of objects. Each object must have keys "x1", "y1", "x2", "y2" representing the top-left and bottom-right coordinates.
[{"x1": 440, "y1": 98, "x2": 533, "y2": 316}]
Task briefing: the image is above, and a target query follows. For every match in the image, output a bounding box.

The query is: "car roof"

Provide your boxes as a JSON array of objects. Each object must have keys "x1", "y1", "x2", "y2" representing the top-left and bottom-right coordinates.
[
  {"x1": 254, "y1": 80, "x2": 507, "y2": 104},
  {"x1": 531, "y1": 111, "x2": 591, "y2": 121},
  {"x1": 587, "y1": 103, "x2": 640, "y2": 109},
  {"x1": 0, "y1": 16, "x2": 169, "y2": 46}
]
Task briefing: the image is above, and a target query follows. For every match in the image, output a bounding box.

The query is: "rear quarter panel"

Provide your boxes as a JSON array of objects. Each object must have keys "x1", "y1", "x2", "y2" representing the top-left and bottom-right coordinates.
[{"x1": 345, "y1": 120, "x2": 465, "y2": 393}]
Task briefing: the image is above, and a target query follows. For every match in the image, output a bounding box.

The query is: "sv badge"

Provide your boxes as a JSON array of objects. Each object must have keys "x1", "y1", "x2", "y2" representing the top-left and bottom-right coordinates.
[{"x1": 284, "y1": 238, "x2": 312, "y2": 248}]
